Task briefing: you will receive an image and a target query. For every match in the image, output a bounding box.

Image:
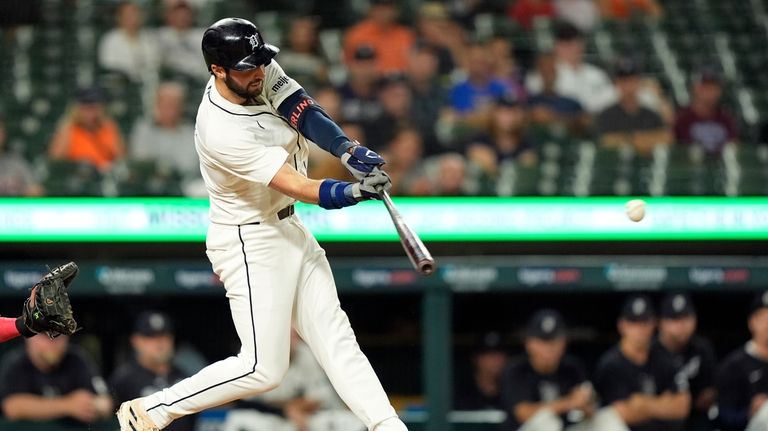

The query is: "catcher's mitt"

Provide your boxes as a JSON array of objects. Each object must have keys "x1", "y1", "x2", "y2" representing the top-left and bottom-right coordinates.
[{"x1": 22, "y1": 262, "x2": 79, "y2": 338}]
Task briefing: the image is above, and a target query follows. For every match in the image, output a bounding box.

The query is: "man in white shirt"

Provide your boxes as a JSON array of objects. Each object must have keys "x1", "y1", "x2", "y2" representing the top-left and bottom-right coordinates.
[
  {"x1": 116, "y1": 17, "x2": 406, "y2": 431},
  {"x1": 526, "y1": 22, "x2": 615, "y2": 113},
  {"x1": 98, "y1": 1, "x2": 160, "y2": 84},
  {"x1": 156, "y1": 0, "x2": 209, "y2": 83}
]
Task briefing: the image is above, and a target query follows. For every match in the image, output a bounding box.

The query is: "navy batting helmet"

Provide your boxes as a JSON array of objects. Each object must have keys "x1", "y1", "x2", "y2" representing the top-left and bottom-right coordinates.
[{"x1": 201, "y1": 18, "x2": 279, "y2": 72}]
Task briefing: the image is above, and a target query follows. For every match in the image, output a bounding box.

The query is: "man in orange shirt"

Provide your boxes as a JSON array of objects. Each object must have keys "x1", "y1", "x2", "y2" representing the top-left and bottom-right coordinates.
[
  {"x1": 48, "y1": 88, "x2": 125, "y2": 172},
  {"x1": 344, "y1": 0, "x2": 415, "y2": 74}
]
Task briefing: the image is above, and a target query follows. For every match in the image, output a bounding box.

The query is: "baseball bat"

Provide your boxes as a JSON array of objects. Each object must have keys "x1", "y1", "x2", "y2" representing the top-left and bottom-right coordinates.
[{"x1": 378, "y1": 189, "x2": 436, "y2": 276}]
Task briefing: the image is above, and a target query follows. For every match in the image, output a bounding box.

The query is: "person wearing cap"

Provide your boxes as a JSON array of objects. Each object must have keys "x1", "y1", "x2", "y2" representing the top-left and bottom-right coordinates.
[
  {"x1": 156, "y1": 0, "x2": 209, "y2": 83},
  {"x1": 716, "y1": 291, "x2": 768, "y2": 431},
  {"x1": 500, "y1": 309, "x2": 593, "y2": 431},
  {"x1": 110, "y1": 312, "x2": 196, "y2": 431},
  {"x1": 0, "y1": 113, "x2": 43, "y2": 196},
  {"x1": 525, "y1": 22, "x2": 614, "y2": 113},
  {"x1": 0, "y1": 334, "x2": 113, "y2": 425},
  {"x1": 48, "y1": 87, "x2": 126, "y2": 172},
  {"x1": 652, "y1": 293, "x2": 717, "y2": 431},
  {"x1": 414, "y1": 2, "x2": 460, "y2": 77},
  {"x1": 595, "y1": 58, "x2": 671, "y2": 156},
  {"x1": 673, "y1": 66, "x2": 738, "y2": 155},
  {"x1": 455, "y1": 331, "x2": 509, "y2": 410},
  {"x1": 98, "y1": 1, "x2": 160, "y2": 84},
  {"x1": 364, "y1": 73, "x2": 413, "y2": 151},
  {"x1": 343, "y1": 0, "x2": 415, "y2": 74},
  {"x1": 337, "y1": 44, "x2": 384, "y2": 127},
  {"x1": 593, "y1": 294, "x2": 690, "y2": 431}
]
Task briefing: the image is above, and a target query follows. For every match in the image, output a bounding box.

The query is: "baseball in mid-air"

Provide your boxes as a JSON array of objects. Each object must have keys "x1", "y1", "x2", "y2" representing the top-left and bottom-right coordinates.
[{"x1": 625, "y1": 199, "x2": 646, "y2": 222}]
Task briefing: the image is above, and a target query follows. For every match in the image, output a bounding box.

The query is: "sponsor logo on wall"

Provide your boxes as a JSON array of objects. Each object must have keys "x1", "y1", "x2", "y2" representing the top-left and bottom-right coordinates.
[
  {"x1": 352, "y1": 269, "x2": 418, "y2": 288},
  {"x1": 517, "y1": 268, "x2": 582, "y2": 286},
  {"x1": 96, "y1": 266, "x2": 156, "y2": 294},
  {"x1": 689, "y1": 267, "x2": 750, "y2": 285},
  {"x1": 3, "y1": 269, "x2": 46, "y2": 290},
  {"x1": 174, "y1": 269, "x2": 222, "y2": 290},
  {"x1": 605, "y1": 264, "x2": 668, "y2": 290}
]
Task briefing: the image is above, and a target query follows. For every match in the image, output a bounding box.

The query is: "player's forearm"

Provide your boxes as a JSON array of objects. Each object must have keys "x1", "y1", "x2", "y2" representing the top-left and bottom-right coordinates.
[
  {"x1": 2, "y1": 394, "x2": 71, "y2": 420},
  {"x1": 0, "y1": 317, "x2": 22, "y2": 342},
  {"x1": 647, "y1": 392, "x2": 690, "y2": 420},
  {"x1": 613, "y1": 400, "x2": 651, "y2": 425},
  {"x1": 277, "y1": 89, "x2": 353, "y2": 157},
  {"x1": 514, "y1": 397, "x2": 572, "y2": 422},
  {"x1": 269, "y1": 165, "x2": 322, "y2": 204}
]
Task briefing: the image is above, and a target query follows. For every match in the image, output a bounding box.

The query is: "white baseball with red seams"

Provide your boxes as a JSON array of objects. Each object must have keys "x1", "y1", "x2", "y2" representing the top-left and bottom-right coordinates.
[{"x1": 129, "y1": 61, "x2": 406, "y2": 431}]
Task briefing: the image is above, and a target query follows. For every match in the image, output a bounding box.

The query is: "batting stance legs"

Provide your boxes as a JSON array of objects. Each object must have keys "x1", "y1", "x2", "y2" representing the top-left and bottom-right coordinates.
[{"x1": 140, "y1": 217, "x2": 406, "y2": 430}]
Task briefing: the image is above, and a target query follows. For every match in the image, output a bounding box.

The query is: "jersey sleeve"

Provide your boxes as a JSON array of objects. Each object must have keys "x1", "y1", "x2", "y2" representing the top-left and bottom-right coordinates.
[
  {"x1": 500, "y1": 361, "x2": 532, "y2": 410},
  {"x1": 204, "y1": 128, "x2": 289, "y2": 186},
  {"x1": 716, "y1": 354, "x2": 750, "y2": 427},
  {"x1": 594, "y1": 357, "x2": 629, "y2": 405},
  {"x1": 71, "y1": 349, "x2": 109, "y2": 395},
  {"x1": 264, "y1": 60, "x2": 303, "y2": 108},
  {"x1": 696, "y1": 338, "x2": 717, "y2": 392}
]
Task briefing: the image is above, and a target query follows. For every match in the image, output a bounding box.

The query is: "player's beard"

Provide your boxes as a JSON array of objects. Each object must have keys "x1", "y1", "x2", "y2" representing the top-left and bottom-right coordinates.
[{"x1": 224, "y1": 71, "x2": 263, "y2": 104}]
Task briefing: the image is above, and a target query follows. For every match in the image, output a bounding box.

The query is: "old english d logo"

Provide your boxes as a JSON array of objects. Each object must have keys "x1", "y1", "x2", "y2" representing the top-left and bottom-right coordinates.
[{"x1": 247, "y1": 34, "x2": 259, "y2": 50}]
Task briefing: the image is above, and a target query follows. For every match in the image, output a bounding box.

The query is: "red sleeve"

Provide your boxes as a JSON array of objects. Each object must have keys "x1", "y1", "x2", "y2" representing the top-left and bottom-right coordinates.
[{"x1": 0, "y1": 317, "x2": 21, "y2": 343}]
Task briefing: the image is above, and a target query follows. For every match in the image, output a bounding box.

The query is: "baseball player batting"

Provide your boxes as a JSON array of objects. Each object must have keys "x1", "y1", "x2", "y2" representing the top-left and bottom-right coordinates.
[{"x1": 116, "y1": 18, "x2": 407, "y2": 431}]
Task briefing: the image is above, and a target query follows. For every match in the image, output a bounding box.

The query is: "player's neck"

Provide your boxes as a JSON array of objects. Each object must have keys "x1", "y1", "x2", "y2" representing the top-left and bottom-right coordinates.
[
  {"x1": 659, "y1": 333, "x2": 685, "y2": 354},
  {"x1": 138, "y1": 357, "x2": 171, "y2": 376},
  {"x1": 748, "y1": 340, "x2": 768, "y2": 361},
  {"x1": 620, "y1": 339, "x2": 649, "y2": 365}
]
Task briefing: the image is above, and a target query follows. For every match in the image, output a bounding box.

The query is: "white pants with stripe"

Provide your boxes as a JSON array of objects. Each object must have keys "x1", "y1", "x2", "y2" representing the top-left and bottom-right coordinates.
[{"x1": 142, "y1": 216, "x2": 406, "y2": 430}]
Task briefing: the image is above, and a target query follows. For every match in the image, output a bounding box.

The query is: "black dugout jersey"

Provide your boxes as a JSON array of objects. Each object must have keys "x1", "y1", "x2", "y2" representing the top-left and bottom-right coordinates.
[
  {"x1": 717, "y1": 344, "x2": 768, "y2": 431},
  {"x1": 595, "y1": 346, "x2": 687, "y2": 431},
  {"x1": 500, "y1": 354, "x2": 588, "y2": 430}
]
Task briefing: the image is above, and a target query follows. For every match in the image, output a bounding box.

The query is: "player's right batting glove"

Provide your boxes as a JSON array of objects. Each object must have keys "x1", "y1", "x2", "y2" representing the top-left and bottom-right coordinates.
[{"x1": 340, "y1": 143, "x2": 386, "y2": 180}]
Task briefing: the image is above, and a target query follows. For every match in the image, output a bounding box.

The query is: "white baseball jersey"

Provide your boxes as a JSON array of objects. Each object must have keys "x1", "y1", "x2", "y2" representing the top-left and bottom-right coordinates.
[{"x1": 195, "y1": 61, "x2": 309, "y2": 225}]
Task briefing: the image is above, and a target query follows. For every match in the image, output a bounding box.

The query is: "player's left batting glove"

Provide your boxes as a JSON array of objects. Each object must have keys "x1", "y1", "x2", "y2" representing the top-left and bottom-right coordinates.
[
  {"x1": 349, "y1": 169, "x2": 392, "y2": 201},
  {"x1": 317, "y1": 170, "x2": 392, "y2": 210},
  {"x1": 341, "y1": 142, "x2": 386, "y2": 180}
]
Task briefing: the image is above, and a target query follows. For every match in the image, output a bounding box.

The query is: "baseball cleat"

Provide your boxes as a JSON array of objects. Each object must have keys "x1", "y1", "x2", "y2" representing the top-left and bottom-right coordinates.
[{"x1": 117, "y1": 398, "x2": 160, "y2": 431}]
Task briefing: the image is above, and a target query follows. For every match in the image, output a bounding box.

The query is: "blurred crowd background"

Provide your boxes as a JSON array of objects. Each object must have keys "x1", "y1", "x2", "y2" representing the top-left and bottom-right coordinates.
[{"x1": 1, "y1": 0, "x2": 767, "y2": 198}]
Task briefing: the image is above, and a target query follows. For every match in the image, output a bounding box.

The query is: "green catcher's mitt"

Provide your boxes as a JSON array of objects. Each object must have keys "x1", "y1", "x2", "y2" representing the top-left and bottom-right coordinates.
[{"x1": 22, "y1": 262, "x2": 79, "y2": 338}]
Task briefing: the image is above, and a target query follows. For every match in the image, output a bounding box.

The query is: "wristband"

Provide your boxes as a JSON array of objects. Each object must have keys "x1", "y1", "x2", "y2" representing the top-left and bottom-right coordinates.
[{"x1": 318, "y1": 179, "x2": 357, "y2": 210}]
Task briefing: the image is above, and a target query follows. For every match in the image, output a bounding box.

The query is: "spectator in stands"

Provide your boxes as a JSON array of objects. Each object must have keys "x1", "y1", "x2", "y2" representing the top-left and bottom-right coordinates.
[
  {"x1": 0, "y1": 335, "x2": 112, "y2": 425},
  {"x1": 527, "y1": 52, "x2": 588, "y2": 136},
  {"x1": 241, "y1": 330, "x2": 360, "y2": 431},
  {"x1": 455, "y1": 331, "x2": 508, "y2": 410},
  {"x1": 596, "y1": 58, "x2": 671, "y2": 156},
  {"x1": 500, "y1": 309, "x2": 593, "y2": 431},
  {"x1": 48, "y1": 87, "x2": 126, "y2": 172},
  {"x1": 717, "y1": 291, "x2": 768, "y2": 431},
  {"x1": 415, "y1": 2, "x2": 465, "y2": 76},
  {"x1": 129, "y1": 82, "x2": 201, "y2": 195},
  {"x1": 156, "y1": 0, "x2": 208, "y2": 83},
  {"x1": 365, "y1": 73, "x2": 414, "y2": 151},
  {"x1": 526, "y1": 22, "x2": 614, "y2": 113},
  {"x1": 337, "y1": 45, "x2": 383, "y2": 127},
  {"x1": 489, "y1": 36, "x2": 526, "y2": 101},
  {"x1": 344, "y1": 0, "x2": 414, "y2": 74},
  {"x1": 594, "y1": 294, "x2": 690, "y2": 431},
  {"x1": 278, "y1": 16, "x2": 328, "y2": 94},
  {"x1": 468, "y1": 94, "x2": 537, "y2": 169},
  {"x1": 508, "y1": 0, "x2": 556, "y2": 30},
  {"x1": 599, "y1": 0, "x2": 662, "y2": 20},
  {"x1": 406, "y1": 43, "x2": 446, "y2": 155},
  {"x1": 432, "y1": 153, "x2": 470, "y2": 196},
  {"x1": 674, "y1": 67, "x2": 738, "y2": 156},
  {"x1": 555, "y1": 0, "x2": 600, "y2": 33},
  {"x1": 111, "y1": 312, "x2": 196, "y2": 431},
  {"x1": 441, "y1": 41, "x2": 513, "y2": 146},
  {"x1": 652, "y1": 293, "x2": 717, "y2": 431},
  {"x1": 98, "y1": 1, "x2": 160, "y2": 83},
  {"x1": 380, "y1": 127, "x2": 429, "y2": 196},
  {"x1": 0, "y1": 115, "x2": 43, "y2": 196}
]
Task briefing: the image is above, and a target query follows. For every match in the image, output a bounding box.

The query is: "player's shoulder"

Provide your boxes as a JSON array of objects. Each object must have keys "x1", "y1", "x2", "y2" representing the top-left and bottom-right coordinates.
[
  {"x1": 596, "y1": 345, "x2": 623, "y2": 369},
  {"x1": 690, "y1": 334, "x2": 716, "y2": 354},
  {"x1": 0, "y1": 347, "x2": 29, "y2": 372},
  {"x1": 720, "y1": 345, "x2": 750, "y2": 370},
  {"x1": 560, "y1": 354, "x2": 587, "y2": 374},
  {"x1": 504, "y1": 355, "x2": 533, "y2": 377},
  {"x1": 110, "y1": 361, "x2": 147, "y2": 385}
]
